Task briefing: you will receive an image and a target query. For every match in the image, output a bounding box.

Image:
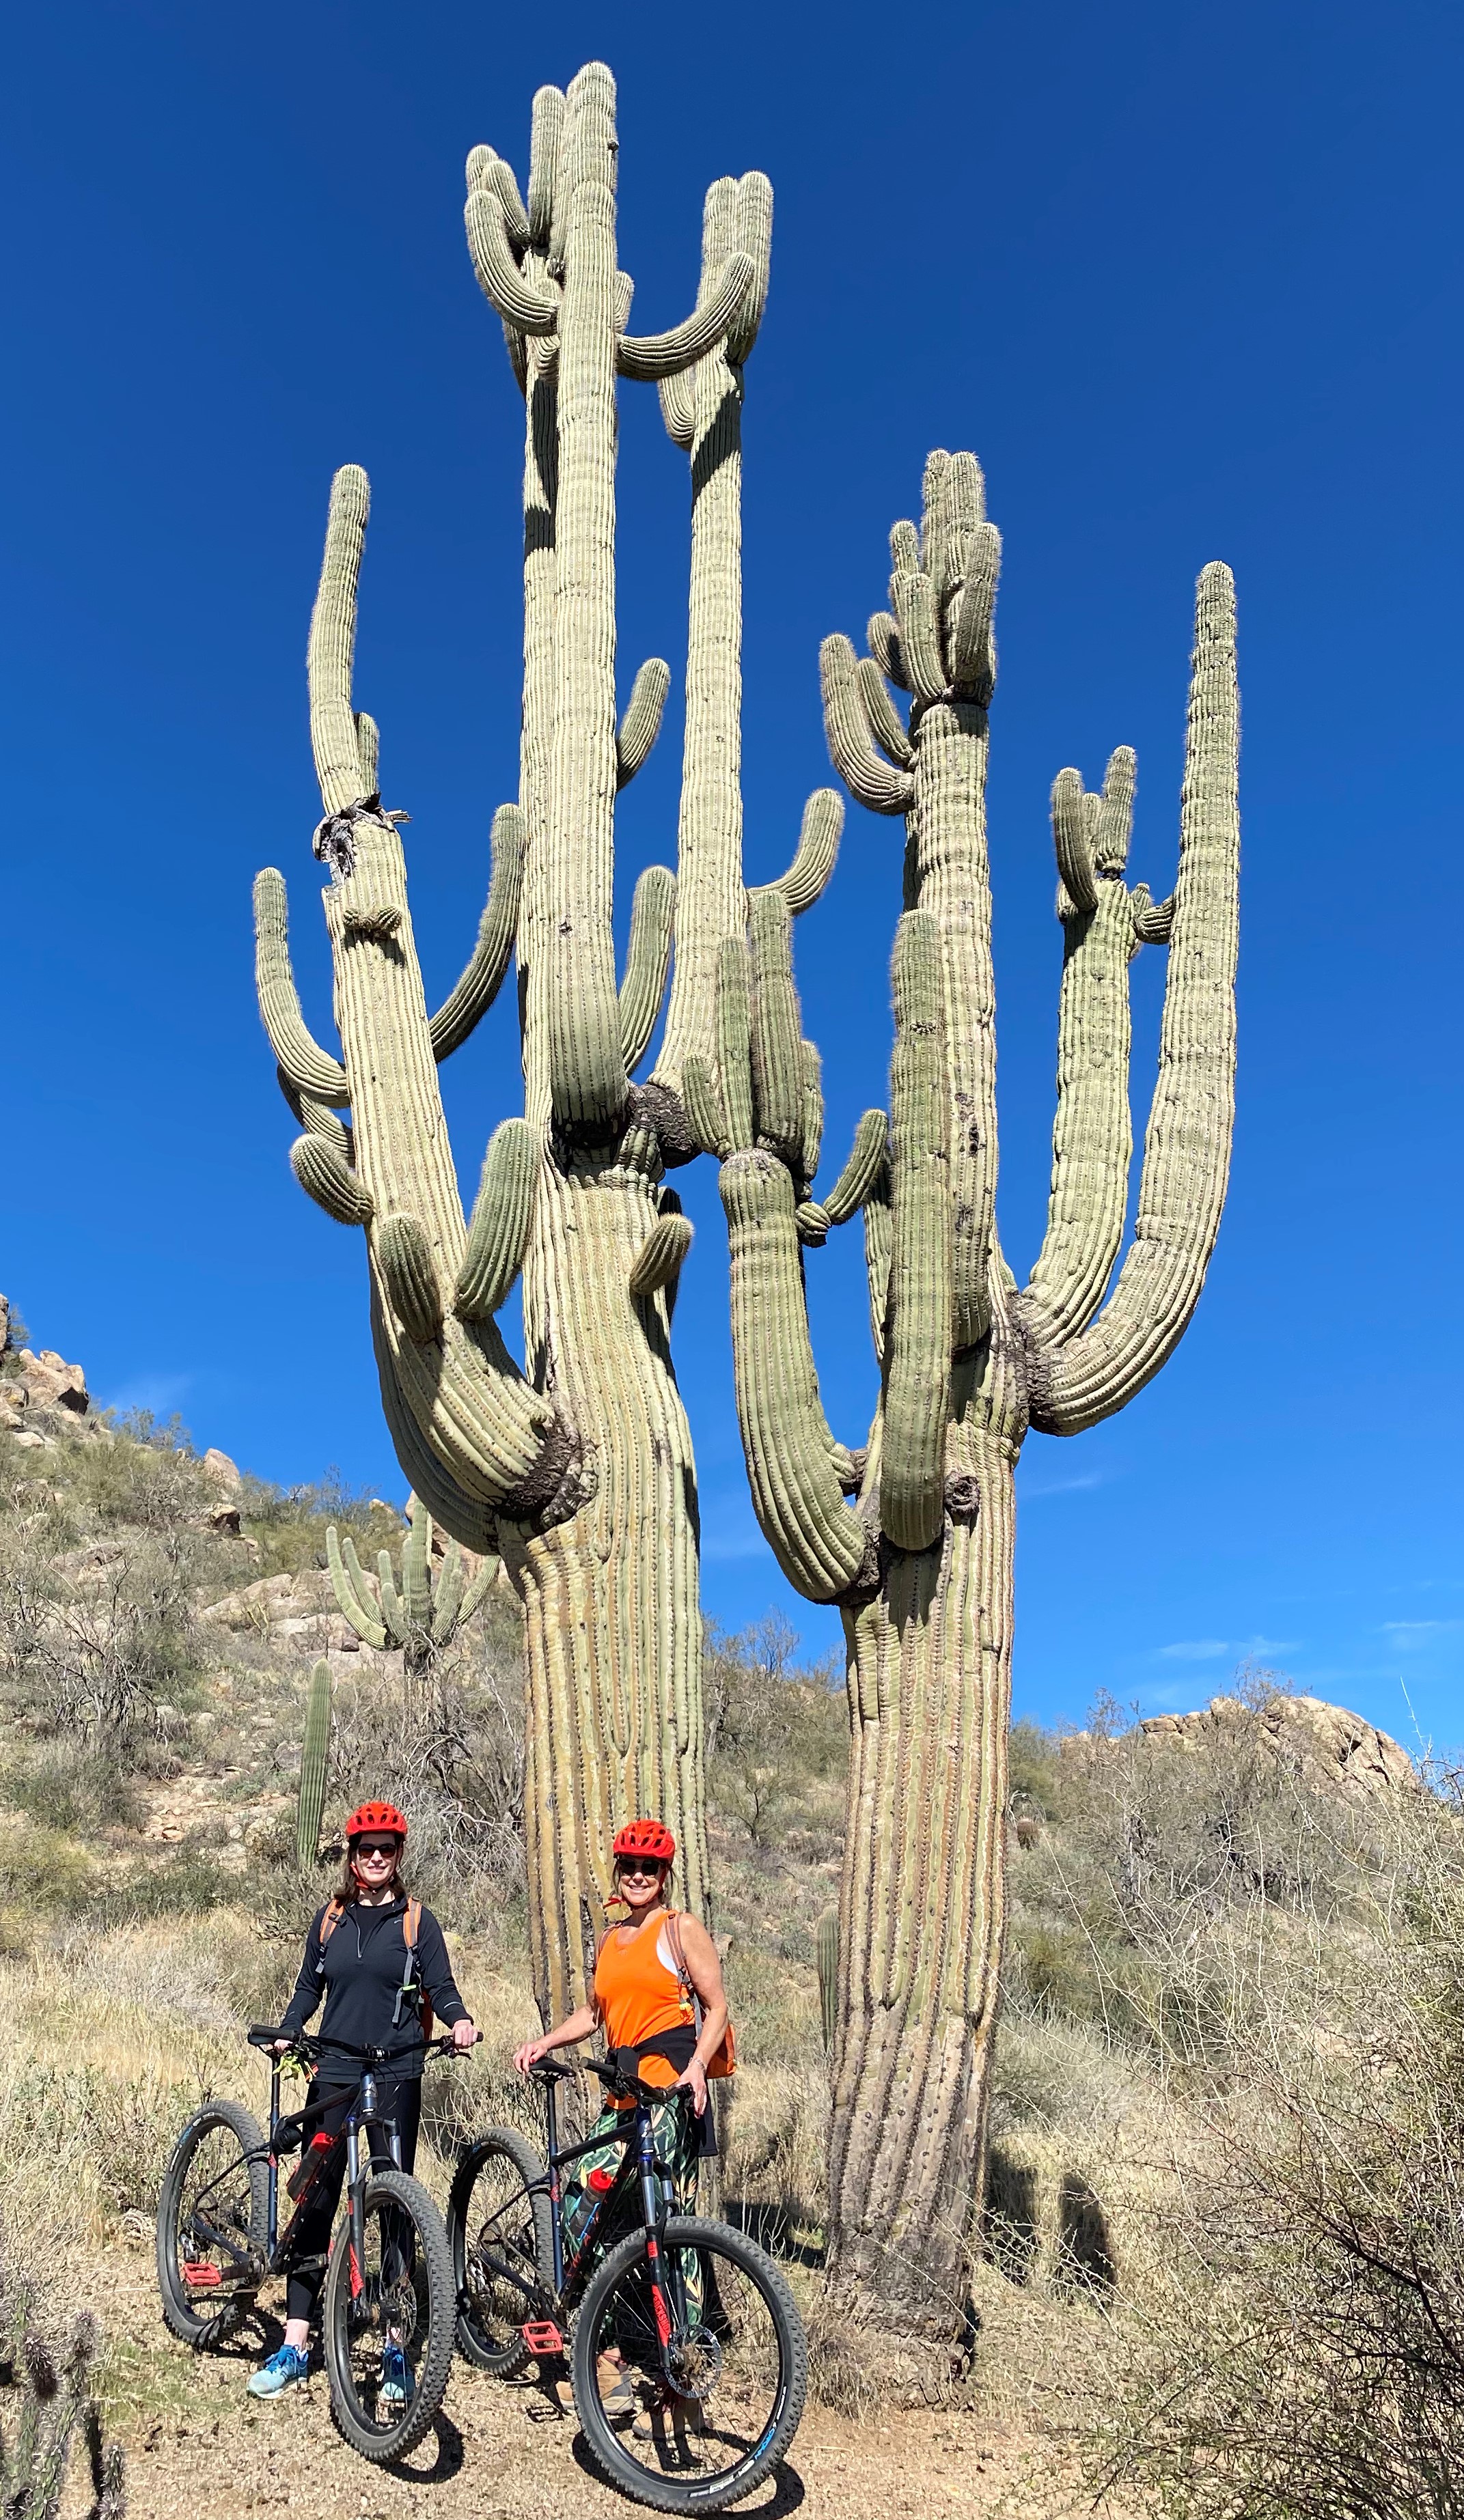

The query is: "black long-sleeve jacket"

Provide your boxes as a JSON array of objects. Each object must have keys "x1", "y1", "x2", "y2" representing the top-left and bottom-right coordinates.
[{"x1": 278, "y1": 1893, "x2": 469, "y2": 2079}]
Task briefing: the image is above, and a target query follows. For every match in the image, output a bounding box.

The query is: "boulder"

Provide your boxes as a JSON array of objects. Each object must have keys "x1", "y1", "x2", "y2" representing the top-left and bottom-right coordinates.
[
  {"x1": 202, "y1": 1448, "x2": 242, "y2": 1494},
  {"x1": 17, "y1": 1349, "x2": 89, "y2": 1414}
]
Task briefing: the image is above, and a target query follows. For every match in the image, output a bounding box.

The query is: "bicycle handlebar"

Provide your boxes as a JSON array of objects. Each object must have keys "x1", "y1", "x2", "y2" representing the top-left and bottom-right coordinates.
[
  {"x1": 247, "y1": 2024, "x2": 481, "y2": 2064},
  {"x1": 534, "y1": 2054, "x2": 691, "y2": 2110}
]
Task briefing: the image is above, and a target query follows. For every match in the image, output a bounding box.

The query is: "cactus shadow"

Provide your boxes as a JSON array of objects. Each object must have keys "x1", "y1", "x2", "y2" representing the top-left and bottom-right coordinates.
[
  {"x1": 982, "y1": 2146, "x2": 1040, "y2": 2286},
  {"x1": 723, "y1": 2198, "x2": 825, "y2": 2269},
  {"x1": 1054, "y1": 2171, "x2": 1116, "y2": 2299}
]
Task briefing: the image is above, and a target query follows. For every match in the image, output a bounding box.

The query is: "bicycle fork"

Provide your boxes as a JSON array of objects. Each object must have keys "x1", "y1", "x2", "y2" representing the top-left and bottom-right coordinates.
[{"x1": 637, "y1": 2110, "x2": 688, "y2": 2380}]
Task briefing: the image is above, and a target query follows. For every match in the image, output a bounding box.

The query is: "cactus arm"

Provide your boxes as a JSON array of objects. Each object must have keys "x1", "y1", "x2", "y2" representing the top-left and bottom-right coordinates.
[
  {"x1": 717, "y1": 936, "x2": 756, "y2": 1152},
  {"x1": 430, "y1": 1538, "x2": 465, "y2": 1643},
  {"x1": 303, "y1": 470, "x2": 577, "y2": 1524},
  {"x1": 1134, "y1": 888, "x2": 1175, "y2": 944},
  {"x1": 614, "y1": 659, "x2": 671, "y2": 789},
  {"x1": 327, "y1": 1525, "x2": 387, "y2": 1648},
  {"x1": 682, "y1": 1054, "x2": 732, "y2": 1158},
  {"x1": 949, "y1": 522, "x2": 1001, "y2": 702},
  {"x1": 455, "y1": 1118, "x2": 538, "y2": 1319},
  {"x1": 457, "y1": 1548, "x2": 501, "y2": 1627},
  {"x1": 825, "y1": 1108, "x2": 890, "y2": 1226},
  {"x1": 527, "y1": 85, "x2": 564, "y2": 244},
  {"x1": 857, "y1": 657, "x2": 914, "y2": 766},
  {"x1": 801, "y1": 1041, "x2": 824, "y2": 1184},
  {"x1": 747, "y1": 789, "x2": 842, "y2": 919},
  {"x1": 296, "y1": 1660, "x2": 331, "y2": 1866},
  {"x1": 253, "y1": 871, "x2": 350, "y2": 1106},
  {"x1": 747, "y1": 893, "x2": 803, "y2": 1164},
  {"x1": 367, "y1": 1294, "x2": 509, "y2": 1556},
  {"x1": 629, "y1": 1211, "x2": 693, "y2": 1297},
  {"x1": 465, "y1": 185, "x2": 560, "y2": 333},
  {"x1": 1022, "y1": 748, "x2": 1144, "y2": 1347},
  {"x1": 402, "y1": 1496, "x2": 433, "y2": 1633},
  {"x1": 376, "y1": 1548, "x2": 406, "y2": 1644},
  {"x1": 534, "y1": 63, "x2": 627, "y2": 1138},
  {"x1": 868, "y1": 611, "x2": 909, "y2": 691},
  {"x1": 655, "y1": 177, "x2": 772, "y2": 1095},
  {"x1": 864, "y1": 1169, "x2": 893, "y2": 1360},
  {"x1": 618, "y1": 865, "x2": 677, "y2": 1071},
  {"x1": 816, "y1": 1911, "x2": 840, "y2": 2052},
  {"x1": 820, "y1": 636, "x2": 915, "y2": 816},
  {"x1": 879, "y1": 912, "x2": 952, "y2": 1552},
  {"x1": 892, "y1": 571, "x2": 946, "y2": 706},
  {"x1": 722, "y1": 1147, "x2": 874, "y2": 1602},
  {"x1": 616, "y1": 251, "x2": 754, "y2": 380},
  {"x1": 1025, "y1": 565, "x2": 1240, "y2": 1434},
  {"x1": 290, "y1": 1134, "x2": 374, "y2": 1224},
  {"x1": 659, "y1": 368, "x2": 695, "y2": 449},
  {"x1": 1051, "y1": 767, "x2": 1099, "y2": 914},
  {"x1": 426, "y1": 803, "x2": 524, "y2": 1061}
]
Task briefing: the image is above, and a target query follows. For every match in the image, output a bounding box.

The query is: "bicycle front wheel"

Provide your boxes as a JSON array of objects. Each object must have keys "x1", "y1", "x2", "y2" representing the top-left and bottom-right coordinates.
[
  {"x1": 571, "y1": 2214, "x2": 807, "y2": 2512},
  {"x1": 322, "y1": 2168, "x2": 456, "y2": 2462},
  {"x1": 447, "y1": 2126, "x2": 553, "y2": 2375},
  {"x1": 156, "y1": 2100, "x2": 268, "y2": 2347}
]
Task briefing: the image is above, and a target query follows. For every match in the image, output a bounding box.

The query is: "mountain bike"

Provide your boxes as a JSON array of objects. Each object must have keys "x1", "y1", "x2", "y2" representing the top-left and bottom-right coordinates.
[
  {"x1": 447, "y1": 2057, "x2": 807, "y2": 2513},
  {"x1": 156, "y1": 2024, "x2": 466, "y2": 2461}
]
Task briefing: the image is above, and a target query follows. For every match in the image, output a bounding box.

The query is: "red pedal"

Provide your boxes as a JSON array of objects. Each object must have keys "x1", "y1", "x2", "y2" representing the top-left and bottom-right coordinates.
[
  {"x1": 182, "y1": 2262, "x2": 221, "y2": 2287},
  {"x1": 521, "y1": 2320, "x2": 564, "y2": 2357}
]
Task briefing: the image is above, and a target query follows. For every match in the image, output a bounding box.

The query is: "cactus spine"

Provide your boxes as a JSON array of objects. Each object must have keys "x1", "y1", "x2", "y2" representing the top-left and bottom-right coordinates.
[
  {"x1": 255, "y1": 66, "x2": 779, "y2": 2020},
  {"x1": 327, "y1": 1495, "x2": 499, "y2": 1676},
  {"x1": 296, "y1": 1657, "x2": 331, "y2": 1867},
  {"x1": 708, "y1": 451, "x2": 1239, "y2": 2337}
]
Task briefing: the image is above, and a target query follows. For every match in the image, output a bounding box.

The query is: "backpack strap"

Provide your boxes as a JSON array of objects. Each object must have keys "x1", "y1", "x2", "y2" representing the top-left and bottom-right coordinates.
[
  {"x1": 393, "y1": 1899, "x2": 428, "y2": 2031},
  {"x1": 316, "y1": 1899, "x2": 348, "y2": 1968},
  {"x1": 663, "y1": 1909, "x2": 692, "y2": 1997}
]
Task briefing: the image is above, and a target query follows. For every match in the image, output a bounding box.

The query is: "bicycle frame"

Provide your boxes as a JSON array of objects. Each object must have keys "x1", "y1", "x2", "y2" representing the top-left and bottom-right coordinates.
[{"x1": 467, "y1": 2068, "x2": 696, "y2": 2383}]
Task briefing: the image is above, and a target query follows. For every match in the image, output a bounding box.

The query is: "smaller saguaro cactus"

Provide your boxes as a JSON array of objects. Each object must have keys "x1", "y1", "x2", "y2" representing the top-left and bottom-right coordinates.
[
  {"x1": 816, "y1": 1913, "x2": 840, "y2": 2056},
  {"x1": 327, "y1": 1494, "x2": 499, "y2": 1679},
  {"x1": 296, "y1": 1657, "x2": 332, "y2": 1868},
  {"x1": 0, "y1": 2300, "x2": 125, "y2": 2520}
]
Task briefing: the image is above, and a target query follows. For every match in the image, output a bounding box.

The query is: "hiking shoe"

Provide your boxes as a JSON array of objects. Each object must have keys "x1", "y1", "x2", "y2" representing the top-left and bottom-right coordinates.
[
  {"x1": 380, "y1": 2344, "x2": 415, "y2": 2411},
  {"x1": 596, "y1": 2357, "x2": 637, "y2": 2424},
  {"x1": 247, "y1": 2345, "x2": 309, "y2": 2399}
]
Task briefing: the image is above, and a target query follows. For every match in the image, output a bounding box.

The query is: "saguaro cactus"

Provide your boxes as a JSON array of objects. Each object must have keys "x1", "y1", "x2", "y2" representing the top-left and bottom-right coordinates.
[
  {"x1": 296, "y1": 1657, "x2": 332, "y2": 1867},
  {"x1": 327, "y1": 1495, "x2": 498, "y2": 1679},
  {"x1": 689, "y1": 449, "x2": 1239, "y2": 2334},
  {"x1": 252, "y1": 68, "x2": 818, "y2": 2019}
]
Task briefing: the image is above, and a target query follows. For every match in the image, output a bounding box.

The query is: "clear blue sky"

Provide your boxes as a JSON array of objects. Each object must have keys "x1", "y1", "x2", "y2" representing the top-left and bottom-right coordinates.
[{"x1": 3, "y1": 1, "x2": 1460, "y2": 1748}]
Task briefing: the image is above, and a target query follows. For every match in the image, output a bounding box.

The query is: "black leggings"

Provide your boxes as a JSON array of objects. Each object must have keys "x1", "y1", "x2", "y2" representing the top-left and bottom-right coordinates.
[{"x1": 284, "y1": 2074, "x2": 422, "y2": 2326}]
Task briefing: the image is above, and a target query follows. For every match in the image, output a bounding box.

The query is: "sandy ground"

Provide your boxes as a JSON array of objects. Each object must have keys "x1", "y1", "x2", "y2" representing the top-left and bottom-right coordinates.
[{"x1": 90, "y1": 2256, "x2": 1078, "y2": 2520}]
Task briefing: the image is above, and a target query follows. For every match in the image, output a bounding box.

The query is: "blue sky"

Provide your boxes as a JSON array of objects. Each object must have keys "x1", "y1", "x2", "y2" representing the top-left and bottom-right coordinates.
[{"x1": 3, "y1": 1, "x2": 1460, "y2": 1748}]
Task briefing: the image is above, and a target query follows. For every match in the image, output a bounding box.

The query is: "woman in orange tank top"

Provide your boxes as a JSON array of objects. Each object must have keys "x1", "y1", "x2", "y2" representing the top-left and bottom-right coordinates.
[{"x1": 513, "y1": 1817, "x2": 729, "y2": 2263}]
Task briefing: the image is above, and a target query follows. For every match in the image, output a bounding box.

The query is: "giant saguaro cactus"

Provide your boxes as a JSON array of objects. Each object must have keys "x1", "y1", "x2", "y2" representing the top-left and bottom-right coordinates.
[
  {"x1": 689, "y1": 449, "x2": 1239, "y2": 2334},
  {"x1": 251, "y1": 67, "x2": 821, "y2": 2021}
]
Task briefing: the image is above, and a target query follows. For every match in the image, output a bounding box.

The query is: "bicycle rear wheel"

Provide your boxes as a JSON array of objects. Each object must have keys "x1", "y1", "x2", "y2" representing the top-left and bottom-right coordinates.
[
  {"x1": 570, "y1": 2214, "x2": 807, "y2": 2512},
  {"x1": 322, "y1": 2168, "x2": 456, "y2": 2461},
  {"x1": 156, "y1": 2101, "x2": 267, "y2": 2347}
]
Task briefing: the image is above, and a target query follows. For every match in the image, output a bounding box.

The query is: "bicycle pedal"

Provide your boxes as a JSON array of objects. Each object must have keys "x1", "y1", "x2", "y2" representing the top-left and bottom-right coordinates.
[
  {"x1": 521, "y1": 2319, "x2": 564, "y2": 2357},
  {"x1": 181, "y1": 2262, "x2": 222, "y2": 2287}
]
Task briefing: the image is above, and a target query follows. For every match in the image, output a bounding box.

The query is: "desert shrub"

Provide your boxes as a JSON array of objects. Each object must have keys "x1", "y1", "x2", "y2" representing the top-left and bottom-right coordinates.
[
  {"x1": 66, "y1": 1411, "x2": 210, "y2": 1532},
  {"x1": 0, "y1": 1751, "x2": 143, "y2": 1835},
  {"x1": 0, "y1": 1817, "x2": 94, "y2": 1954},
  {"x1": 0, "y1": 1521, "x2": 203, "y2": 1764},
  {"x1": 107, "y1": 1843, "x2": 232, "y2": 1920},
  {"x1": 238, "y1": 1468, "x2": 401, "y2": 1581},
  {"x1": 706, "y1": 1613, "x2": 844, "y2": 1849},
  {"x1": 1081, "y1": 1778, "x2": 1464, "y2": 2520}
]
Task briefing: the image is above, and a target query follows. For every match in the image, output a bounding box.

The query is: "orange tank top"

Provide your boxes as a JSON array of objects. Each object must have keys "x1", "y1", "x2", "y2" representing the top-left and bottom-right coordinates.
[{"x1": 594, "y1": 1911, "x2": 693, "y2": 2092}]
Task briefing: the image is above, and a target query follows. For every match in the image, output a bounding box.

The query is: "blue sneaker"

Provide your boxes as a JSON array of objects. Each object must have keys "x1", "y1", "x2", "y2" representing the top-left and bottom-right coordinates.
[
  {"x1": 247, "y1": 2344, "x2": 309, "y2": 2398},
  {"x1": 380, "y1": 2344, "x2": 415, "y2": 2411}
]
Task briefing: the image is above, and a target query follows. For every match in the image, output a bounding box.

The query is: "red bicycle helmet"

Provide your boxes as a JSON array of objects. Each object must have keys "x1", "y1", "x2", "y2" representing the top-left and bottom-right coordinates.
[
  {"x1": 345, "y1": 1799, "x2": 409, "y2": 1843},
  {"x1": 613, "y1": 1817, "x2": 676, "y2": 1864}
]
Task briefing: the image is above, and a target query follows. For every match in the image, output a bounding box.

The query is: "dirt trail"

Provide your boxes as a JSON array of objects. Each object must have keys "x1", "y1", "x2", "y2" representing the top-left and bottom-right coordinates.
[{"x1": 98, "y1": 2259, "x2": 1071, "y2": 2520}]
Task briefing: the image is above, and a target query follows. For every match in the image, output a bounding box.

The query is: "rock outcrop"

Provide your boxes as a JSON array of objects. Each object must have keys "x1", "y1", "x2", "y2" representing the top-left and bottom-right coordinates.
[{"x1": 1139, "y1": 1692, "x2": 1418, "y2": 1802}]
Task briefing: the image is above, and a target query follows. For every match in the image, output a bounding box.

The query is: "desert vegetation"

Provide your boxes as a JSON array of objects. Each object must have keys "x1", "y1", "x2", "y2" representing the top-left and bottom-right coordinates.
[{"x1": 0, "y1": 1382, "x2": 1452, "y2": 2514}]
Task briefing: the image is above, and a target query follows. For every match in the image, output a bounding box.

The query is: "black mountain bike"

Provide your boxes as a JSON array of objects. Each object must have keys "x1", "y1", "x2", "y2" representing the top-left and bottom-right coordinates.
[
  {"x1": 156, "y1": 2024, "x2": 463, "y2": 2461},
  {"x1": 447, "y1": 2058, "x2": 807, "y2": 2513}
]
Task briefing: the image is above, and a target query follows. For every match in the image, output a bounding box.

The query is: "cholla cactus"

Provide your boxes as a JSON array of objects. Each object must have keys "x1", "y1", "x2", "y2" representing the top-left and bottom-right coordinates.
[
  {"x1": 327, "y1": 1496, "x2": 497, "y2": 1677},
  {"x1": 689, "y1": 450, "x2": 1239, "y2": 2332},
  {"x1": 0, "y1": 2297, "x2": 125, "y2": 2520},
  {"x1": 252, "y1": 67, "x2": 814, "y2": 2018}
]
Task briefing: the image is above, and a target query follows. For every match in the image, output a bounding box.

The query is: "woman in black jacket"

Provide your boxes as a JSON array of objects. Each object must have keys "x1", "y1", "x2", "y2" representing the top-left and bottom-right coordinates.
[{"x1": 247, "y1": 1798, "x2": 476, "y2": 2403}]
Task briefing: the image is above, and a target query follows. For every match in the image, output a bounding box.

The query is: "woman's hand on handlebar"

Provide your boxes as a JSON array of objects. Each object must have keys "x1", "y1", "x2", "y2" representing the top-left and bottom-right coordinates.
[
  {"x1": 674, "y1": 2055, "x2": 710, "y2": 2118},
  {"x1": 452, "y1": 2017, "x2": 478, "y2": 2052},
  {"x1": 514, "y1": 2036, "x2": 553, "y2": 2077}
]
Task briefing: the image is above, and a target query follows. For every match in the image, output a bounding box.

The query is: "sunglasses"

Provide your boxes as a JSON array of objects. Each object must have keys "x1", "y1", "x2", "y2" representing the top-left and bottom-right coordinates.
[
  {"x1": 355, "y1": 1840, "x2": 399, "y2": 1860},
  {"x1": 616, "y1": 1861, "x2": 667, "y2": 1881}
]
